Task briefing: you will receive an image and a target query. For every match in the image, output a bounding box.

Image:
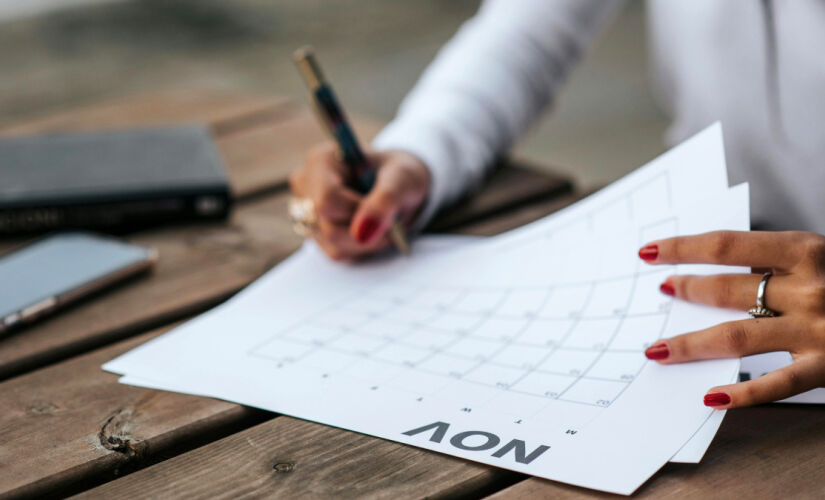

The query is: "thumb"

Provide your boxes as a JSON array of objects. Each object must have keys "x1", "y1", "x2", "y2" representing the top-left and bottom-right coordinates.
[{"x1": 349, "y1": 173, "x2": 402, "y2": 246}]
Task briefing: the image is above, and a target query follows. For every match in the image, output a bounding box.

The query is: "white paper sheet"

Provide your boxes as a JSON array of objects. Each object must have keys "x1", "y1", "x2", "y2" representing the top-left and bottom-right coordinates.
[
  {"x1": 116, "y1": 231, "x2": 734, "y2": 464},
  {"x1": 105, "y1": 124, "x2": 749, "y2": 495}
]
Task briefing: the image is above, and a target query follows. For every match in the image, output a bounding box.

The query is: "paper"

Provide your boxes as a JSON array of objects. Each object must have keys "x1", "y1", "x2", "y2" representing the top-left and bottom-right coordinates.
[
  {"x1": 105, "y1": 124, "x2": 749, "y2": 494},
  {"x1": 116, "y1": 233, "x2": 724, "y2": 463}
]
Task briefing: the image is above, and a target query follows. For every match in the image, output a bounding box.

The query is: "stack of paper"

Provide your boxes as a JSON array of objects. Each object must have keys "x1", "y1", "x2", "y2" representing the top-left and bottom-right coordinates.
[{"x1": 104, "y1": 124, "x2": 802, "y2": 494}]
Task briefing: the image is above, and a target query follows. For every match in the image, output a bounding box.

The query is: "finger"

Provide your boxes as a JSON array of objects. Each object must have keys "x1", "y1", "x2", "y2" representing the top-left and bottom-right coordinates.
[
  {"x1": 639, "y1": 230, "x2": 817, "y2": 270},
  {"x1": 350, "y1": 168, "x2": 405, "y2": 246},
  {"x1": 290, "y1": 144, "x2": 346, "y2": 196},
  {"x1": 663, "y1": 273, "x2": 793, "y2": 313},
  {"x1": 702, "y1": 357, "x2": 825, "y2": 409},
  {"x1": 646, "y1": 317, "x2": 800, "y2": 364},
  {"x1": 316, "y1": 219, "x2": 390, "y2": 261},
  {"x1": 290, "y1": 146, "x2": 363, "y2": 224},
  {"x1": 315, "y1": 185, "x2": 361, "y2": 223}
]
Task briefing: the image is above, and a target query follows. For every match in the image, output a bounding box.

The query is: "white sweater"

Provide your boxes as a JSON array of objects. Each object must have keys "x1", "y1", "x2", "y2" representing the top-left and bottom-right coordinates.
[{"x1": 373, "y1": 0, "x2": 825, "y2": 234}]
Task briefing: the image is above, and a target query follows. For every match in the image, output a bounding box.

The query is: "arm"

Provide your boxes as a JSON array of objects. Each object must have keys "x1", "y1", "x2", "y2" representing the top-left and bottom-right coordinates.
[{"x1": 373, "y1": 0, "x2": 624, "y2": 228}]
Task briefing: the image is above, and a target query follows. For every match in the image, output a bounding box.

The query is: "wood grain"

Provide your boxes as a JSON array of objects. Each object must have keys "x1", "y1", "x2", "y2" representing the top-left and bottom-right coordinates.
[
  {"x1": 427, "y1": 159, "x2": 572, "y2": 233},
  {"x1": 216, "y1": 107, "x2": 382, "y2": 200},
  {"x1": 486, "y1": 404, "x2": 825, "y2": 498},
  {"x1": 0, "y1": 90, "x2": 379, "y2": 201},
  {"x1": 0, "y1": 91, "x2": 287, "y2": 136},
  {"x1": 455, "y1": 190, "x2": 591, "y2": 237},
  {"x1": 0, "y1": 326, "x2": 267, "y2": 500},
  {"x1": 74, "y1": 416, "x2": 521, "y2": 500}
]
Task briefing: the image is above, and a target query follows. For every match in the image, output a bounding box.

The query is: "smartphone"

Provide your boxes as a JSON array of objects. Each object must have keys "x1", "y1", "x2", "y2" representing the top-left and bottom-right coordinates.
[{"x1": 0, "y1": 232, "x2": 157, "y2": 334}]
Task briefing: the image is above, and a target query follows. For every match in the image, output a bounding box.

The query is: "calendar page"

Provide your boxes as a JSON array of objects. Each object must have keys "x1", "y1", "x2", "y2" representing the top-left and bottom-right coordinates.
[{"x1": 106, "y1": 125, "x2": 748, "y2": 494}]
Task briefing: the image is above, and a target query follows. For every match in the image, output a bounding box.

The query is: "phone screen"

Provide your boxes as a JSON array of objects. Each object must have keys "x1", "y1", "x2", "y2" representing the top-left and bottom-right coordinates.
[{"x1": 0, "y1": 232, "x2": 155, "y2": 324}]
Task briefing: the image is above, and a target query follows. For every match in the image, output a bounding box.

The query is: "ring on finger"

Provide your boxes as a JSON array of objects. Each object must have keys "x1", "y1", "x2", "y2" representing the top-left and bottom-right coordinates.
[
  {"x1": 748, "y1": 272, "x2": 779, "y2": 318},
  {"x1": 288, "y1": 196, "x2": 318, "y2": 237}
]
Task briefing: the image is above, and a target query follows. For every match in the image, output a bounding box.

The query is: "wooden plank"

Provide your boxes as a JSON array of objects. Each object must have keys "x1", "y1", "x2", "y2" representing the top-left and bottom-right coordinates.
[
  {"x1": 216, "y1": 108, "x2": 382, "y2": 200},
  {"x1": 427, "y1": 159, "x2": 572, "y2": 233},
  {"x1": 0, "y1": 91, "x2": 359, "y2": 201},
  {"x1": 485, "y1": 405, "x2": 825, "y2": 498},
  {"x1": 0, "y1": 192, "x2": 302, "y2": 381},
  {"x1": 75, "y1": 416, "x2": 522, "y2": 500},
  {"x1": 0, "y1": 91, "x2": 287, "y2": 136},
  {"x1": 0, "y1": 326, "x2": 268, "y2": 500},
  {"x1": 1, "y1": 317, "x2": 517, "y2": 499},
  {"x1": 454, "y1": 190, "x2": 591, "y2": 237}
]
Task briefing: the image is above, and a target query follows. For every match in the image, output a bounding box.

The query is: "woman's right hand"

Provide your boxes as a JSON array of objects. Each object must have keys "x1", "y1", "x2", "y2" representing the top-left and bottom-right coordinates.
[{"x1": 289, "y1": 143, "x2": 430, "y2": 261}]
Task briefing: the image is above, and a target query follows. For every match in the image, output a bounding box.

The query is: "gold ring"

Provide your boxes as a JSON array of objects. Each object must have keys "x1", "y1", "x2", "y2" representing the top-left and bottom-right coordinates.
[{"x1": 287, "y1": 196, "x2": 318, "y2": 237}]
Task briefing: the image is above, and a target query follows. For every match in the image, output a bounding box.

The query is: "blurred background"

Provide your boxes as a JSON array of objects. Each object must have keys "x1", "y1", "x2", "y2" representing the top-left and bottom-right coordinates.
[{"x1": 0, "y1": 0, "x2": 668, "y2": 189}]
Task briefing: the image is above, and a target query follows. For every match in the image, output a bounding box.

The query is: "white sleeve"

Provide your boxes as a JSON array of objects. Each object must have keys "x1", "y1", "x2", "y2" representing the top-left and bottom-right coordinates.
[{"x1": 372, "y1": 0, "x2": 623, "y2": 229}]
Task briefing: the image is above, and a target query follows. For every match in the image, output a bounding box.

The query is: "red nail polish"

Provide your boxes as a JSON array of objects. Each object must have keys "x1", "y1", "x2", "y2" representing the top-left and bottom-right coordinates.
[
  {"x1": 645, "y1": 342, "x2": 670, "y2": 360},
  {"x1": 704, "y1": 392, "x2": 731, "y2": 407},
  {"x1": 356, "y1": 217, "x2": 380, "y2": 244},
  {"x1": 660, "y1": 282, "x2": 675, "y2": 296},
  {"x1": 638, "y1": 244, "x2": 659, "y2": 262}
]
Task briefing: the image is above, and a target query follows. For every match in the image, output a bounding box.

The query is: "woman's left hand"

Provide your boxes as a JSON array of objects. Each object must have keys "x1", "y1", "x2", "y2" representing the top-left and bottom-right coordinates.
[{"x1": 638, "y1": 230, "x2": 825, "y2": 409}]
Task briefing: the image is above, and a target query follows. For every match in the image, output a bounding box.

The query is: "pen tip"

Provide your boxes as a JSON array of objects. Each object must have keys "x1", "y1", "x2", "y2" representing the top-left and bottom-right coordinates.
[
  {"x1": 388, "y1": 223, "x2": 410, "y2": 255},
  {"x1": 293, "y1": 45, "x2": 315, "y2": 61}
]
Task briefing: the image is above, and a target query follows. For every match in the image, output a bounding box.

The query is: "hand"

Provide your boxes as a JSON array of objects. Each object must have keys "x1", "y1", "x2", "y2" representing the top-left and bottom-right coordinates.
[
  {"x1": 639, "y1": 231, "x2": 825, "y2": 408},
  {"x1": 289, "y1": 143, "x2": 430, "y2": 260}
]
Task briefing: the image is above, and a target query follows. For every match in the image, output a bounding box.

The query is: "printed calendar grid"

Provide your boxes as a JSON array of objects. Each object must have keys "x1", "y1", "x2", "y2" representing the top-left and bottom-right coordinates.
[
  {"x1": 250, "y1": 276, "x2": 672, "y2": 408},
  {"x1": 250, "y1": 173, "x2": 679, "y2": 412}
]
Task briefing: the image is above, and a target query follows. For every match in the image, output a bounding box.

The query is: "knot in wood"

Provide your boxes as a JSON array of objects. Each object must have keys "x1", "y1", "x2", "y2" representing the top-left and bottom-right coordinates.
[
  {"x1": 273, "y1": 461, "x2": 294, "y2": 473},
  {"x1": 99, "y1": 408, "x2": 141, "y2": 458}
]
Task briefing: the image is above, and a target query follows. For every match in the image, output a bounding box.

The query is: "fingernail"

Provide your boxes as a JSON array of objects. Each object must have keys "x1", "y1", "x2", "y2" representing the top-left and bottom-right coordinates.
[
  {"x1": 645, "y1": 342, "x2": 670, "y2": 360},
  {"x1": 660, "y1": 282, "x2": 675, "y2": 296},
  {"x1": 638, "y1": 244, "x2": 659, "y2": 262},
  {"x1": 356, "y1": 217, "x2": 380, "y2": 244},
  {"x1": 704, "y1": 392, "x2": 731, "y2": 407}
]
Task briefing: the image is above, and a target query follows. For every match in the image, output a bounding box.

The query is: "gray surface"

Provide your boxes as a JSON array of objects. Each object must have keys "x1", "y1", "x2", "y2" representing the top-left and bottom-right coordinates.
[
  {"x1": 0, "y1": 126, "x2": 227, "y2": 204},
  {"x1": 0, "y1": 232, "x2": 151, "y2": 317},
  {"x1": 0, "y1": 0, "x2": 668, "y2": 189}
]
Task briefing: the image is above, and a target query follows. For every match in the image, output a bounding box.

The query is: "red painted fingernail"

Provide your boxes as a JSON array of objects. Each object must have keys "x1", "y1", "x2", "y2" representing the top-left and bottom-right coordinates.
[
  {"x1": 660, "y1": 282, "x2": 675, "y2": 296},
  {"x1": 356, "y1": 217, "x2": 381, "y2": 244},
  {"x1": 704, "y1": 392, "x2": 731, "y2": 407},
  {"x1": 645, "y1": 342, "x2": 670, "y2": 360},
  {"x1": 638, "y1": 244, "x2": 659, "y2": 262}
]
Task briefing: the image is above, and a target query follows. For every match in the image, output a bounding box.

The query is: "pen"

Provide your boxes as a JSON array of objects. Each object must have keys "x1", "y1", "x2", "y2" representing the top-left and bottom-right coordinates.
[{"x1": 293, "y1": 45, "x2": 410, "y2": 255}]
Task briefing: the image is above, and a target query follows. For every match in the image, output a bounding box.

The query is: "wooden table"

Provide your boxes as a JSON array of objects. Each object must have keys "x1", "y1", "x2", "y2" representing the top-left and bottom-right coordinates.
[{"x1": 0, "y1": 92, "x2": 822, "y2": 499}]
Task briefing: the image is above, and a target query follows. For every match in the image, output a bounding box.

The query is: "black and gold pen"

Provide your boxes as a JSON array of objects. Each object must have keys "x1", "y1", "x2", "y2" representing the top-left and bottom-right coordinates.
[{"x1": 293, "y1": 45, "x2": 410, "y2": 255}]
